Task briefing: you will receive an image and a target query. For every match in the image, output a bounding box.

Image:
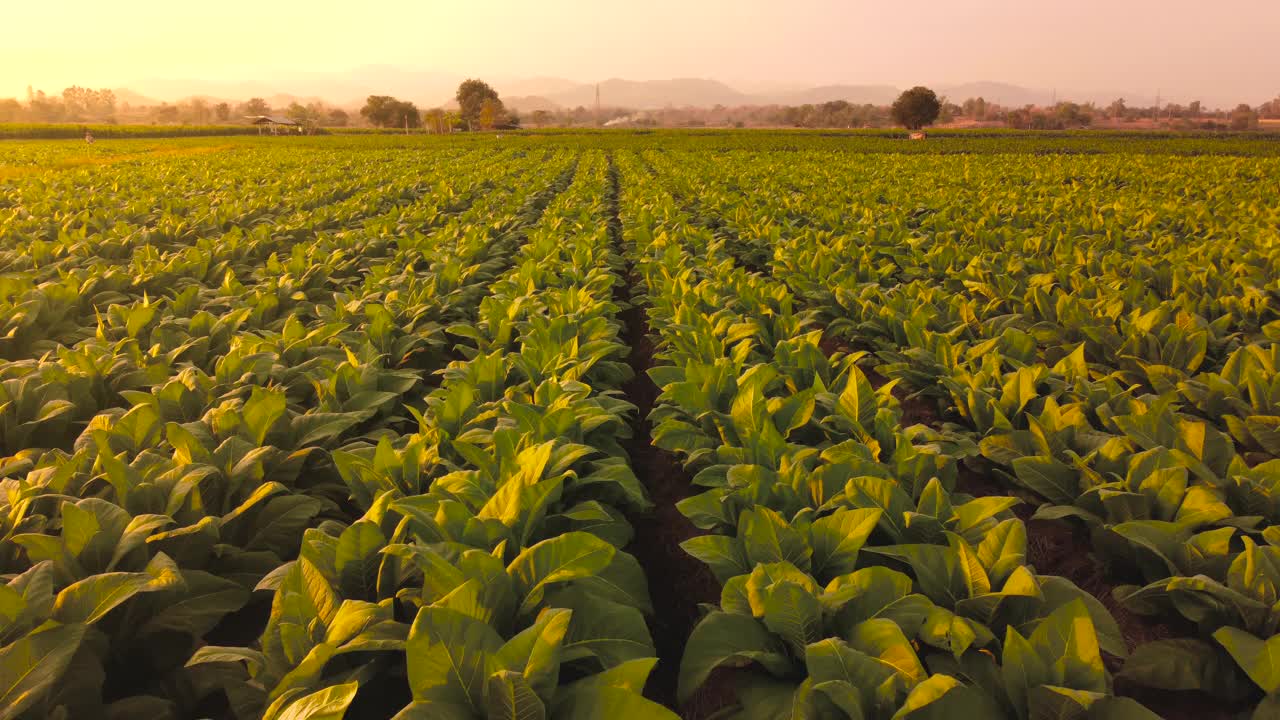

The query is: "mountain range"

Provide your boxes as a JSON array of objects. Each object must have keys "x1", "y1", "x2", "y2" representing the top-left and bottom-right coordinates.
[{"x1": 112, "y1": 69, "x2": 1200, "y2": 112}]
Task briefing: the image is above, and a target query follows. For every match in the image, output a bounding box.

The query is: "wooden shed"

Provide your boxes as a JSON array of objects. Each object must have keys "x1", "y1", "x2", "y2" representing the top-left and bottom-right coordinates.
[{"x1": 246, "y1": 115, "x2": 301, "y2": 134}]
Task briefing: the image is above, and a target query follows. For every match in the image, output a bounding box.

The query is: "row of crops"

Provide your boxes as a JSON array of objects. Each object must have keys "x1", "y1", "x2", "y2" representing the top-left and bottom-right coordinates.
[{"x1": 1, "y1": 133, "x2": 1277, "y2": 719}]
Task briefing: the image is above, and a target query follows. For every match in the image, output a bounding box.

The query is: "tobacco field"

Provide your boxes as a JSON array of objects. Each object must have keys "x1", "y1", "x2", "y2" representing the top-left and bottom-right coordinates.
[{"x1": 1, "y1": 131, "x2": 1278, "y2": 719}]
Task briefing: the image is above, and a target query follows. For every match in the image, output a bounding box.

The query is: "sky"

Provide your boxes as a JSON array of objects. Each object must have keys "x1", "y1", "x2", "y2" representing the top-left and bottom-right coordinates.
[{"x1": 3, "y1": 0, "x2": 1277, "y2": 106}]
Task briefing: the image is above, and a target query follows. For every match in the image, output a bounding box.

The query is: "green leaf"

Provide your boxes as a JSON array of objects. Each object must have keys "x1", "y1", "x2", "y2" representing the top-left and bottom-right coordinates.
[
  {"x1": 837, "y1": 366, "x2": 879, "y2": 429},
  {"x1": 681, "y1": 535, "x2": 750, "y2": 585},
  {"x1": 0, "y1": 622, "x2": 86, "y2": 720},
  {"x1": 335, "y1": 520, "x2": 386, "y2": 600},
  {"x1": 507, "y1": 532, "x2": 615, "y2": 616},
  {"x1": 740, "y1": 506, "x2": 812, "y2": 572},
  {"x1": 1118, "y1": 639, "x2": 1250, "y2": 700},
  {"x1": 242, "y1": 387, "x2": 287, "y2": 445},
  {"x1": 976, "y1": 518, "x2": 1026, "y2": 587},
  {"x1": 810, "y1": 508, "x2": 881, "y2": 580},
  {"x1": 1011, "y1": 456, "x2": 1079, "y2": 506},
  {"x1": 761, "y1": 581, "x2": 824, "y2": 654},
  {"x1": 484, "y1": 670, "x2": 546, "y2": 720},
  {"x1": 53, "y1": 571, "x2": 155, "y2": 624},
  {"x1": 493, "y1": 608, "x2": 571, "y2": 700},
  {"x1": 678, "y1": 611, "x2": 789, "y2": 703},
  {"x1": 270, "y1": 682, "x2": 359, "y2": 720},
  {"x1": 406, "y1": 606, "x2": 503, "y2": 708},
  {"x1": 849, "y1": 618, "x2": 926, "y2": 688},
  {"x1": 1003, "y1": 626, "x2": 1050, "y2": 720},
  {"x1": 553, "y1": 685, "x2": 680, "y2": 720},
  {"x1": 1213, "y1": 626, "x2": 1280, "y2": 695},
  {"x1": 1031, "y1": 599, "x2": 1107, "y2": 694},
  {"x1": 892, "y1": 673, "x2": 996, "y2": 720}
]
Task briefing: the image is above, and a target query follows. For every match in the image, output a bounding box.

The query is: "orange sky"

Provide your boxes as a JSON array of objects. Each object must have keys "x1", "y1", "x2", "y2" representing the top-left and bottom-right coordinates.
[{"x1": 3, "y1": 0, "x2": 1277, "y2": 106}]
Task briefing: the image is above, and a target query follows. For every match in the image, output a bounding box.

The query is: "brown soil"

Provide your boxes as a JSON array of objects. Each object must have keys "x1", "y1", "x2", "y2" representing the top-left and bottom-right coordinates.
[
  {"x1": 617, "y1": 295, "x2": 735, "y2": 718},
  {"x1": 607, "y1": 157, "x2": 734, "y2": 719}
]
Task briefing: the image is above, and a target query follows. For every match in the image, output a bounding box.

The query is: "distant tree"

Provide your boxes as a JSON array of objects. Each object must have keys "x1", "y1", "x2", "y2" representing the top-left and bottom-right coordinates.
[
  {"x1": 1188, "y1": 100, "x2": 1202, "y2": 118},
  {"x1": 1230, "y1": 103, "x2": 1259, "y2": 130},
  {"x1": 478, "y1": 97, "x2": 502, "y2": 129},
  {"x1": 214, "y1": 102, "x2": 231, "y2": 122},
  {"x1": 422, "y1": 108, "x2": 442, "y2": 133},
  {"x1": 286, "y1": 101, "x2": 310, "y2": 125},
  {"x1": 530, "y1": 109, "x2": 552, "y2": 127},
  {"x1": 243, "y1": 98, "x2": 270, "y2": 116},
  {"x1": 185, "y1": 98, "x2": 210, "y2": 124},
  {"x1": 1107, "y1": 98, "x2": 1127, "y2": 120},
  {"x1": 360, "y1": 95, "x2": 395, "y2": 126},
  {"x1": 0, "y1": 98, "x2": 20, "y2": 122},
  {"x1": 456, "y1": 79, "x2": 502, "y2": 130},
  {"x1": 326, "y1": 108, "x2": 349, "y2": 127},
  {"x1": 962, "y1": 97, "x2": 987, "y2": 120},
  {"x1": 890, "y1": 86, "x2": 941, "y2": 130},
  {"x1": 152, "y1": 104, "x2": 180, "y2": 123},
  {"x1": 59, "y1": 86, "x2": 115, "y2": 120},
  {"x1": 360, "y1": 95, "x2": 421, "y2": 128},
  {"x1": 1261, "y1": 96, "x2": 1280, "y2": 119},
  {"x1": 1053, "y1": 102, "x2": 1092, "y2": 127}
]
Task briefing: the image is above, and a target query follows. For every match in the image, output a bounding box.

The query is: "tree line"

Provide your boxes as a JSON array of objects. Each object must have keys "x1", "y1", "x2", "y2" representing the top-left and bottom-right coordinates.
[
  {"x1": 2, "y1": 80, "x2": 1277, "y2": 132},
  {"x1": 358, "y1": 80, "x2": 518, "y2": 131}
]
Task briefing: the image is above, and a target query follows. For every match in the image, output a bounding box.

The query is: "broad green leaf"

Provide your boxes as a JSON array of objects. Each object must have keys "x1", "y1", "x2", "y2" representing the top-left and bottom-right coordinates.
[
  {"x1": 0, "y1": 622, "x2": 86, "y2": 720},
  {"x1": 678, "y1": 610, "x2": 789, "y2": 703},
  {"x1": 271, "y1": 681, "x2": 359, "y2": 720},
  {"x1": 406, "y1": 606, "x2": 503, "y2": 708},
  {"x1": 507, "y1": 532, "x2": 615, "y2": 616},
  {"x1": 1213, "y1": 626, "x2": 1280, "y2": 695},
  {"x1": 810, "y1": 508, "x2": 881, "y2": 580},
  {"x1": 484, "y1": 670, "x2": 546, "y2": 720},
  {"x1": 335, "y1": 520, "x2": 386, "y2": 600}
]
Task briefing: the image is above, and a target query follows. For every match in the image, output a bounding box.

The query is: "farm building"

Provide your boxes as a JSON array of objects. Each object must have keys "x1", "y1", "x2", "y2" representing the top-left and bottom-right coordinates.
[{"x1": 245, "y1": 115, "x2": 302, "y2": 134}]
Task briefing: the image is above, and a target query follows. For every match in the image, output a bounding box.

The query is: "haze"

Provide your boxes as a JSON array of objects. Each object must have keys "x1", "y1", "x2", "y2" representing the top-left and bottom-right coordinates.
[{"x1": 3, "y1": 0, "x2": 1277, "y2": 107}]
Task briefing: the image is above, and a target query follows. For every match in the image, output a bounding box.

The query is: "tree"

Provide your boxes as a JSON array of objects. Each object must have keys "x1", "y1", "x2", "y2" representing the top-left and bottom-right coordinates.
[
  {"x1": 214, "y1": 102, "x2": 231, "y2": 122},
  {"x1": 1107, "y1": 98, "x2": 1127, "y2": 120},
  {"x1": 1230, "y1": 103, "x2": 1259, "y2": 130},
  {"x1": 530, "y1": 109, "x2": 552, "y2": 127},
  {"x1": 286, "y1": 101, "x2": 310, "y2": 125},
  {"x1": 962, "y1": 97, "x2": 987, "y2": 120},
  {"x1": 423, "y1": 108, "x2": 448, "y2": 134},
  {"x1": 456, "y1": 79, "x2": 502, "y2": 130},
  {"x1": 1260, "y1": 96, "x2": 1280, "y2": 119},
  {"x1": 184, "y1": 98, "x2": 210, "y2": 124},
  {"x1": 59, "y1": 86, "x2": 115, "y2": 120},
  {"x1": 243, "y1": 98, "x2": 270, "y2": 116},
  {"x1": 478, "y1": 97, "x2": 502, "y2": 129},
  {"x1": 0, "y1": 98, "x2": 20, "y2": 122},
  {"x1": 326, "y1": 108, "x2": 349, "y2": 127},
  {"x1": 360, "y1": 95, "x2": 421, "y2": 128},
  {"x1": 890, "y1": 87, "x2": 941, "y2": 130}
]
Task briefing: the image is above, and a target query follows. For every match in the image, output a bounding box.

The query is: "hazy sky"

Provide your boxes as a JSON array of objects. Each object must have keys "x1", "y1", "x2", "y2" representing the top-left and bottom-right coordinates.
[{"x1": 3, "y1": 0, "x2": 1277, "y2": 103}]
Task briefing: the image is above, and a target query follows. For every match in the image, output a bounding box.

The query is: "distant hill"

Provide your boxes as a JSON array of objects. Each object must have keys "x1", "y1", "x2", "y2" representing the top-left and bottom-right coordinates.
[
  {"x1": 766, "y1": 84, "x2": 901, "y2": 106},
  {"x1": 544, "y1": 78, "x2": 754, "y2": 109},
  {"x1": 112, "y1": 88, "x2": 160, "y2": 107},
  {"x1": 936, "y1": 82, "x2": 1052, "y2": 107},
  {"x1": 105, "y1": 70, "x2": 1188, "y2": 113},
  {"x1": 502, "y1": 95, "x2": 561, "y2": 113}
]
